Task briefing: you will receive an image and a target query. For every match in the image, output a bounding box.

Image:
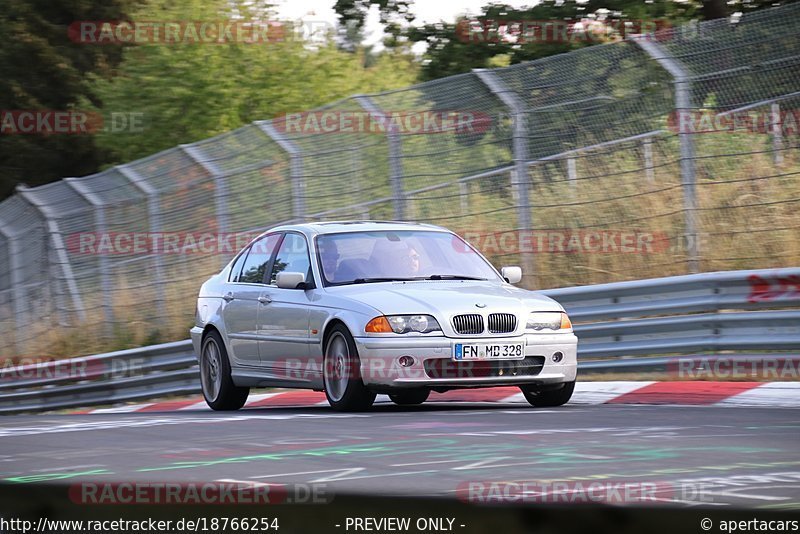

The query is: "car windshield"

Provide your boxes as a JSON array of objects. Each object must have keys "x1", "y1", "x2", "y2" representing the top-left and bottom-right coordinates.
[{"x1": 316, "y1": 230, "x2": 501, "y2": 286}]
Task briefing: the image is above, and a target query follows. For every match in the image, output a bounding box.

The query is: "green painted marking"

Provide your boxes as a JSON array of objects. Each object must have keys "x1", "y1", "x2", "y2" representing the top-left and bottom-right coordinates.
[
  {"x1": 4, "y1": 469, "x2": 112, "y2": 484},
  {"x1": 137, "y1": 439, "x2": 459, "y2": 473}
]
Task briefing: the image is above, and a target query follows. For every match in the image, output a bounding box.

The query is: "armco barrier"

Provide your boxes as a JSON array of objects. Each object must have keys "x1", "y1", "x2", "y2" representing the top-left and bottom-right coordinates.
[{"x1": 1, "y1": 268, "x2": 798, "y2": 414}]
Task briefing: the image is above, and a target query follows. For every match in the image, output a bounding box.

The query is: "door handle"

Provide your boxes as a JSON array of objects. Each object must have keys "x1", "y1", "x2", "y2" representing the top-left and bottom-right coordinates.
[
  {"x1": 258, "y1": 295, "x2": 272, "y2": 305},
  {"x1": 223, "y1": 292, "x2": 234, "y2": 302}
]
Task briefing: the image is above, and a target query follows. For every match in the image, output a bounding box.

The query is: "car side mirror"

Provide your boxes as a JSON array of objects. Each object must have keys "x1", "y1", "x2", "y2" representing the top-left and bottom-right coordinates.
[
  {"x1": 276, "y1": 272, "x2": 308, "y2": 289},
  {"x1": 501, "y1": 266, "x2": 522, "y2": 284}
]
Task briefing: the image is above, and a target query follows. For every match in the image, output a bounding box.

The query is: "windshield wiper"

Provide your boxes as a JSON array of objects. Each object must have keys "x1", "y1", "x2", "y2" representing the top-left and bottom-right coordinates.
[
  {"x1": 351, "y1": 277, "x2": 416, "y2": 284},
  {"x1": 421, "y1": 275, "x2": 487, "y2": 281}
]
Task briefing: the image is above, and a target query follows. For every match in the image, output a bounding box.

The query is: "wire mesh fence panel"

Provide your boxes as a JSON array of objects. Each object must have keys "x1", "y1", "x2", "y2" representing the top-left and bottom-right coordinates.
[
  {"x1": 0, "y1": 5, "x2": 799, "y2": 357},
  {"x1": 368, "y1": 72, "x2": 514, "y2": 195}
]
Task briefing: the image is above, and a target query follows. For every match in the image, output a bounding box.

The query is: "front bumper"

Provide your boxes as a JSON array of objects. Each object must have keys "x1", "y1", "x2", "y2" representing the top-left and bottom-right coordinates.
[{"x1": 353, "y1": 333, "x2": 577, "y2": 388}]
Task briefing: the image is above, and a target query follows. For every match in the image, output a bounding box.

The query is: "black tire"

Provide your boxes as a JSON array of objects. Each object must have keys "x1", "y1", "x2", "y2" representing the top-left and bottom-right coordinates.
[
  {"x1": 323, "y1": 324, "x2": 376, "y2": 412},
  {"x1": 200, "y1": 330, "x2": 249, "y2": 411},
  {"x1": 389, "y1": 389, "x2": 430, "y2": 406},
  {"x1": 520, "y1": 381, "x2": 575, "y2": 407}
]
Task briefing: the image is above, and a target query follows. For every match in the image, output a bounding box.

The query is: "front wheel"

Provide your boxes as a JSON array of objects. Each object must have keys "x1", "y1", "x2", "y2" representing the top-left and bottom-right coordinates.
[
  {"x1": 389, "y1": 389, "x2": 430, "y2": 406},
  {"x1": 323, "y1": 325, "x2": 376, "y2": 411},
  {"x1": 200, "y1": 330, "x2": 249, "y2": 411},
  {"x1": 520, "y1": 381, "x2": 575, "y2": 407}
]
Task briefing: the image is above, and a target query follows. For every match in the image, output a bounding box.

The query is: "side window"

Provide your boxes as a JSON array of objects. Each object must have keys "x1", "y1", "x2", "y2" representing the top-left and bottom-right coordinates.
[
  {"x1": 228, "y1": 248, "x2": 249, "y2": 283},
  {"x1": 239, "y1": 234, "x2": 281, "y2": 284},
  {"x1": 270, "y1": 233, "x2": 311, "y2": 286}
]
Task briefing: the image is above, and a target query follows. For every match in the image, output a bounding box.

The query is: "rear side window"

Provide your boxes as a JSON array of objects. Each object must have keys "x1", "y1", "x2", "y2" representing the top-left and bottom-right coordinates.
[
  {"x1": 238, "y1": 234, "x2": 281, "y2": 284},
  {"x1": 228, "y1": 249, "x2": 249, "y2": 283}
]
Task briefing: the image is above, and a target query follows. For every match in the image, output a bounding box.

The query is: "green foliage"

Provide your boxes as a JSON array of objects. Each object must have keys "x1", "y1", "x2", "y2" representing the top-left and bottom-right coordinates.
[{"x1": 87, "y1": 0, "x2": 419, "y2": 165}]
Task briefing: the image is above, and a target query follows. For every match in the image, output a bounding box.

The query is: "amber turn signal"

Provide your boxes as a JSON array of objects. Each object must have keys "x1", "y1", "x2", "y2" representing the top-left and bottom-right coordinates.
[{"x1": 365, "y1": 316, "x2": 393, "y2": 333}]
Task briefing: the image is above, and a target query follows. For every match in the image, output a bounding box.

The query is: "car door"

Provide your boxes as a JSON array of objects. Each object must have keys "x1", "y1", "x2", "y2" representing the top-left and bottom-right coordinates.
[
  {"x1": 221, "y1": 233, "x2": 281, "y2": 368},
  {"x1": 257, "y1": 232, "x2": 314, "y2": 376}
]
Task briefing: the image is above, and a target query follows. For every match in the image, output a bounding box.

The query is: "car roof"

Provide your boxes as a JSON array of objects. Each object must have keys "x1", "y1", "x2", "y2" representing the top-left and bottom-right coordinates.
[{"x1": 267, "y1": 220, "x2": 448, "y2": 237}]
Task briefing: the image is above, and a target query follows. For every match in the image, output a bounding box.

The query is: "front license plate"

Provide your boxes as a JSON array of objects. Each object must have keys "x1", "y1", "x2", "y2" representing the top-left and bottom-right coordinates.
[{"x1": 453, "y1": 342, "x2": 525, "y2": 360}]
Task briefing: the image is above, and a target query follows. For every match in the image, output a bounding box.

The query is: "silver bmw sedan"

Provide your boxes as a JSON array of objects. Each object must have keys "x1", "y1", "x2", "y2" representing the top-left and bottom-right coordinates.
[{"x1": 191, "y1": 221, "x2": 577, "y2": 411}]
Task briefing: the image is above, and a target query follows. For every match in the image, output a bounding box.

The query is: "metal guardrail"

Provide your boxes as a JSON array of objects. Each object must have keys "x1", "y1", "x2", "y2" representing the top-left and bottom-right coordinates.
[{"x1": 1, "y1": 268, "x2": 798, "y2": 414}]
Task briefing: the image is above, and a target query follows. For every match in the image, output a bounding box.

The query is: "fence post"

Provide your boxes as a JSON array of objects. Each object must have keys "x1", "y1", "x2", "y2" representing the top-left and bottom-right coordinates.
[
  {"x1": 180, "y1": 144, "x2": 231, "y2": 267},
  {"x1": 354, "y1": 96, "x2": 405, "y2": 220},
  {"x1": 0, "y1": 225, "x2": 25, "y2": 353},
  {"x1": 634, "y1": 38, "x2": 699, "y2": 273},
  {"x1": 772, "y1": 102, "x2": 783, "y2": 165},
  {"x1": 566, "y1": 156, "x2": 577, "y2": 191},
  {"x1": 117, "y1": 165, "x2": 167, "y2": 321},
  {"x1": 643, "y1": 138, "x2": 655, "y2": 184},
  {"x1": 459, "y1": 182, "x2": 469, "y2": 215},
  {"x1": 63, "y1": 178, "x2": 114, "y2": 332},
  {"x1": 474, "y1": 69, "x2": 536, "y2": 287},
  {"x1": 15, "y1": 186, "x2": 86, "y2": 324},
  {"x1": 254, "y1": 121, "x2": 306, "y2": 222}
]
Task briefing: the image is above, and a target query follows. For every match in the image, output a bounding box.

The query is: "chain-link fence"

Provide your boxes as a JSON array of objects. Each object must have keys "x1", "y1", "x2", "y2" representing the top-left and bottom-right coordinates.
[{"x1": 1, "y1": 4, "x2": 799, "y2": 357}]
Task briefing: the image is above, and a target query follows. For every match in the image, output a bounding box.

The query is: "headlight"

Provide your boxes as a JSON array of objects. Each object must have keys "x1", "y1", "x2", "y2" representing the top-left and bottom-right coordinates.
[
  {"x1": 526, "y1": 312, "x2": 572, "y2": 331},
  {"x1": 365, "y1": 315, "x2": 442, "y2": 334}
]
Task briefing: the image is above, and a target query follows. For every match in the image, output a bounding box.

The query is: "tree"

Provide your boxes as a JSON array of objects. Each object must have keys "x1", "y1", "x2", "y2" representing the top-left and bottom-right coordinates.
[
  {"x1": 87, "y1": 0, "x2": 419, "y2": 165},
  {"x1": 335, "y1": 0, "x2": 799, "y2": 82},
  {"x1": 0, "y1": 0, "x2": 139, "y2": 199}
]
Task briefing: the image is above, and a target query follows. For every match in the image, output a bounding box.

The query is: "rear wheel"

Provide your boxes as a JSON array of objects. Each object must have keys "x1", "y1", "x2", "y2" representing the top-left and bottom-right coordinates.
[
  {"x1": 323, "y1": 325, "x2": 376, "y2": 412},
  {"x1": 200, "y1": 330, "x2": 249, "y2": 411},
  {"x1": 520, "y1": 381, "x2": 575, "y2": 407},
  {"x1": 389, "y1": 389, "x2": 430, "y2": 406}
]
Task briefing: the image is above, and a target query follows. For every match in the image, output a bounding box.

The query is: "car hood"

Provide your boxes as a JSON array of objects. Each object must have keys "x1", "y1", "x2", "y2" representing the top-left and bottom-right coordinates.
[{"x1": 326, "y1": 280, "x2": 563, "y2": 317}]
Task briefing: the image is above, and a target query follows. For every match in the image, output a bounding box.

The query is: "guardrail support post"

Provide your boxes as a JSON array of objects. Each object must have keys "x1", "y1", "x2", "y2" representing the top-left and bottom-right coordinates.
[
  {"x1": 117, "y1": 165, "x2": 167, "y2": 321},
  {"x1": 15, "y1": 186, "x2": 86, "y2": 324},
  {"x1": 254, "y1": 121, "x2": 306, "y2": 222},
  {"x1": 474, "y1": 69, "x2": 536, "y2": 287},
  {"x1": 355, "y1": 96, "x2": 405, "y2": 220},
  {"x1": 634, "y1": 38, "x2": 699, "y2": 273}
]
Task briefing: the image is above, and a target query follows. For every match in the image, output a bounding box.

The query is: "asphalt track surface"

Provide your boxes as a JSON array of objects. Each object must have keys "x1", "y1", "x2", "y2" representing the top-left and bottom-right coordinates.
[{"x1": 1, "y1": 403, "x2": 799, "y2": 509}]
